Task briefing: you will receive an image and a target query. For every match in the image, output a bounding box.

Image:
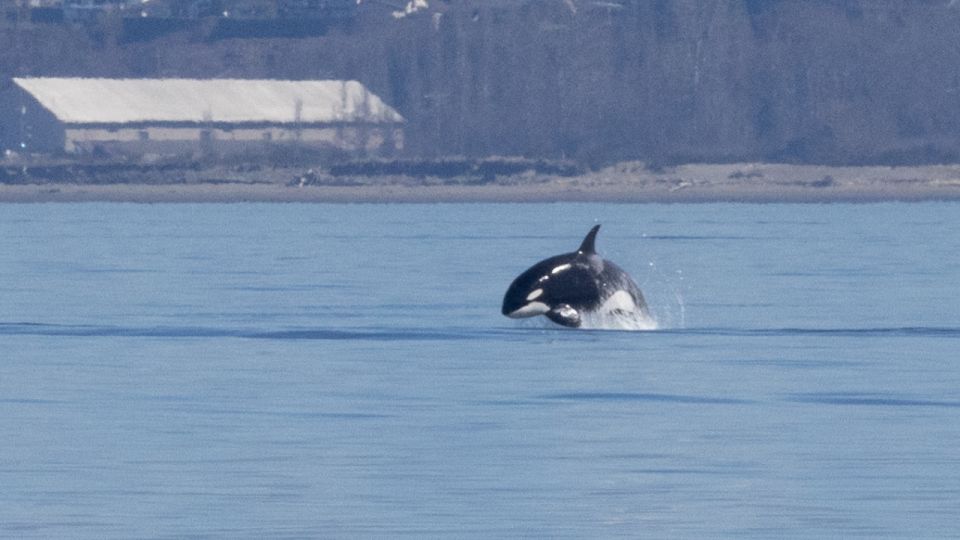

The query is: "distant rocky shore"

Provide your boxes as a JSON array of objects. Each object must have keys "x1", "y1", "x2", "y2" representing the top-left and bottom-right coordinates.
[{"x1": 2, "y1": 159, "x2": 960, "y2": 203}]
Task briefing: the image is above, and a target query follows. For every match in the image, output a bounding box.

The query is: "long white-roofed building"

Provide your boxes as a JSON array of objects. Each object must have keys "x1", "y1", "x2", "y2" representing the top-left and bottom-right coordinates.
[{"x1": 2, "y1": 77, "x2": 404, "y2": 158}]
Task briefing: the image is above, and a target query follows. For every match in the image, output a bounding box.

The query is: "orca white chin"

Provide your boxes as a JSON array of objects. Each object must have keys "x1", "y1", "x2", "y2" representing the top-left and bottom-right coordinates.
[{"x1": 507, "y1": 301, "x2": 550, "y2": 318}]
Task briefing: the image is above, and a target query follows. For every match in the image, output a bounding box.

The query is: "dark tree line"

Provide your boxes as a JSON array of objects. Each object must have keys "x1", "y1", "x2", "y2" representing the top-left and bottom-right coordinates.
[{"x1": 3, "y1": 0, "x2": 960, "y2": 166}]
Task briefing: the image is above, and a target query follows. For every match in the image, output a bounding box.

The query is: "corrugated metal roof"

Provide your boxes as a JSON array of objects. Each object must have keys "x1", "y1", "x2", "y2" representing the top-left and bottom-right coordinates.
[{"x1": 13, "y1": 77, "x2": 404, "y2": 125}]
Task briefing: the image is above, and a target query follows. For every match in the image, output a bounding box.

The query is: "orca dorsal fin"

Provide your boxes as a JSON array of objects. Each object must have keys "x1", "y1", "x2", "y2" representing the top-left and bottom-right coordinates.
[{"x1": 578, "y1": 224, "x2": 601, "y2": 254}]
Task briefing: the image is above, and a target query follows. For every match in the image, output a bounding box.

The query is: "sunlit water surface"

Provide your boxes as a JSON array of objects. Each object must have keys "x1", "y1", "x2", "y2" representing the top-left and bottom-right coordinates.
[{"x1": 2, "y1": 203, "x2": 959, "y2": 538}]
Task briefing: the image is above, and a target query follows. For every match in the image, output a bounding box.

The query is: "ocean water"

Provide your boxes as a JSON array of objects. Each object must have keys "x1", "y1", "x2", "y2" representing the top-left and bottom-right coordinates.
[{"x1": 1, "y1": 202, "x2": 959, "y2": 539}]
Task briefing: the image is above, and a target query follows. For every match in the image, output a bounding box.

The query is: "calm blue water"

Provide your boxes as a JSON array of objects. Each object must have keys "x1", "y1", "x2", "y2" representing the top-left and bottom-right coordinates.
[{"x1": 1, "y1": 203, "x2": 959, "y2": 539}]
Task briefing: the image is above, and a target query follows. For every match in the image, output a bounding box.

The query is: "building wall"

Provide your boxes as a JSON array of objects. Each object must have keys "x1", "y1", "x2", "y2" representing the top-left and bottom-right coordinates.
[{"x1": 63, "y1": 124, "x2": 404, "y2": 156}]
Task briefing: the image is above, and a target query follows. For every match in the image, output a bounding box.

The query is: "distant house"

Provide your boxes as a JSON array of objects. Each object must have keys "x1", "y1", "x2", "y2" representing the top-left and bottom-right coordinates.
[{"x1": 1, "y1": 77, "x2": 404, "y2": 158}]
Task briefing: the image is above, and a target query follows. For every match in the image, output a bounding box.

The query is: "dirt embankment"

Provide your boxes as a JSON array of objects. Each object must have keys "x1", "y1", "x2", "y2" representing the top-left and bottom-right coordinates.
[{"x1": 3, "y1": 160, "x2": 960, "y2": 203}]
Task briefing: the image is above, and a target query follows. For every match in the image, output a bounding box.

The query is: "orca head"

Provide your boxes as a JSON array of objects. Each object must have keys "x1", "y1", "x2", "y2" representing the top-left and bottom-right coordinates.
[
  {"x1": 501, "y1": 257, "x2": 560, "y2": 319},
  {"x1": 501, "y1": 225, "x2": 602, "y2": 322}
]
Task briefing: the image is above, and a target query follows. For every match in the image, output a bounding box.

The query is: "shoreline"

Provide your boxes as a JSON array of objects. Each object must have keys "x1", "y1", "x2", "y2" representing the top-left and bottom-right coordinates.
[{"x1": 3, "y1": 162, "x2": 960, "y2": 203}]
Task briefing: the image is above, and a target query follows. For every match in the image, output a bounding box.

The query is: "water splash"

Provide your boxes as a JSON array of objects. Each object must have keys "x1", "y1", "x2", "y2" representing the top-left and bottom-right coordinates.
[
  {"x1": 579, "y1": 310, "x2": 659, "y2": 331},
  {"x1": 636, "y1": 261, "x2": 687, "y2": 330},
  {"x1": 549, "y1": 262, "x2": 685, "y2": 332},
  {"x1": 515, "y1": 259, "x2": 681, "y2": 332}
]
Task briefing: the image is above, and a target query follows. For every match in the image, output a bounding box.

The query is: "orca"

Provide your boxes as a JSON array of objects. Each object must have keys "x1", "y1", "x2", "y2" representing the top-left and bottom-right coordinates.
[{"x1": 501, "y1": 225, "x2": 653, "y2": 329}]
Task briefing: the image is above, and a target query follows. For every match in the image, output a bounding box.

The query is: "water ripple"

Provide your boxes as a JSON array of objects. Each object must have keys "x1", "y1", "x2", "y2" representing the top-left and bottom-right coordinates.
[
  {"x1": 540, "y1": 392, "x2": 751, "y2": 405},
  {"x1": 0, "y1": 322, "x2": 529, "y2": 342},
  {"x1": 665, "y1": 327, "x2": 960, "y2": 338},
  {"x1": 788, "y1": 392, "x2": 960, "y2": 408},
  {"x1": 4, "y1": 322, "x2": 960, "y2": 341}
]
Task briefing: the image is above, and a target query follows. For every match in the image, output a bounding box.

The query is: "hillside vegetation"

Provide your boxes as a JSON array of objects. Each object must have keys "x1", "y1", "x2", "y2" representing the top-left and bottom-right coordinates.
[{"x1": 3, "y1": 0, "x2": 960, "y2": 166}]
